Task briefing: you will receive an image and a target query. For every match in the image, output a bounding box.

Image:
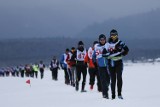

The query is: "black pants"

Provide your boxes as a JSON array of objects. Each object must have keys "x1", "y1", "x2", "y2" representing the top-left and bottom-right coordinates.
[
  {"x1": 88, "y1": 68, "x2": 101, "y2": 91},
  {"x1": 25, "y1": 71, "x2": 31, "y2": 77},
  {"x1": 0, "y1": 73, "x2": 4, "y2": 77},
  {"x1": 40, "y1": 68, "x2": 44, "y2": 79},
  {"x1": 63, "y1": 67, "x2": 70, "y2": 84},
  {"x1": 98, "y1": 67, "x2": 110, "y2": 97},
  {"x1": 51, "y1": 68, "x2": 58, "y2": 80},
  {"x1": 16, "y1": 71, "x2": 19, "y2": 77},
  {"x1": 20, "y1": 70, "x2": 24, "y2": 78},
  {"x1": 34, "y1": 72, "x2": 38, "y2": 78},
  {"x1": 31, "y1": 70, "x2": 34, "y2": 77},
  {"x1": 5, "y1": 72, "x2": 10, "y2": 77},
  {"x1": 109, "y1": 60, "x2": 123, "y2": 96},
  {"x1": 76, "y1": 65, "x2": 87, "y2": 90}
]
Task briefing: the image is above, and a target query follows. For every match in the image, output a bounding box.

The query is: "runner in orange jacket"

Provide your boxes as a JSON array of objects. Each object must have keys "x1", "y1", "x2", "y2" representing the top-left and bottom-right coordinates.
[{"x1": 84, "y1": 41, "x2": 101, "y2": 92}]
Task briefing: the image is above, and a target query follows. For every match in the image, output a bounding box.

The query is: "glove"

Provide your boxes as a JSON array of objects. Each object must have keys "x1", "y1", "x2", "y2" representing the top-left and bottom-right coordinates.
[
  {"x1": 121, "y1": 51, "x2": 128, "y2": 56},
  {"x1": 102, "y1": 48, "x2": 110, "y2": 57}
]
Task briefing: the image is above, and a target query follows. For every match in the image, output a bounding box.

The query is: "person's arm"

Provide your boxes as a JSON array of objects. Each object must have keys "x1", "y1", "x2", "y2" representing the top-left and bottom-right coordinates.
[
  {"x1": 102, "y1": 43, "x2": 110, "y2": 58},
  {"x1": 121, "y1": 42, "x2": 129, "y2": 56},
  {"x1": 84, "y1": 52, "x2": 89, "y2": 63},
  {"x1": 60, "y1": 55, "x2": 65, "y2": 69},
  {"x1": 92, "y1": 50, "x2": 98, "y2": 68}
]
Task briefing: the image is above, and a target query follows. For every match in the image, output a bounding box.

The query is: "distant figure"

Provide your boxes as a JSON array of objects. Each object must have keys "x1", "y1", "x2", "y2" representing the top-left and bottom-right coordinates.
[
  {"x1": 32, "y1": 63, "x2": 39, "y2": 78},
  {"x1": 25, "y1": 64, "x2": 32, "y2": 77},
  {"x1": 60, "y1": 49, "x2": 70, "y2": 84},
  {"x1": 5, "y1": 67, "x2": 10, "y2": 77},
  {"x1": 11, "y1": 67, "x2": 16, "y2": 77},
  {"x1": 39, "y1": 61, "x2": 45, "y2": 79},
  {"x1": 15, "y1": 66, "x2": 20, "y2": 77},
  {"x1": 66, "y1": 47, "x2": 77, "y2": 87},
  {"x1": 0, "y1": 68, "x2": 5, "y2": 77},
  {"x1": 19, "y1": 65, "x2": 25, "y2": 78},
  {"x1": 50, "y1": 56, "x2": 60, "y2": 80}
]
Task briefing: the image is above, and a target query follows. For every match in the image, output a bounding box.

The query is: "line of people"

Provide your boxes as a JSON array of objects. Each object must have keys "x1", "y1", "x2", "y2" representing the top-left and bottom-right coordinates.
[
  {"x1": 0, "y1": 61, "x2": 45, "y2": 79},
  {"x1": 0, "y1": 29, "x2": 129, "y2": 100},
  {"x1": 59, "y1": 29, "x2": 129, "y2": 99}
]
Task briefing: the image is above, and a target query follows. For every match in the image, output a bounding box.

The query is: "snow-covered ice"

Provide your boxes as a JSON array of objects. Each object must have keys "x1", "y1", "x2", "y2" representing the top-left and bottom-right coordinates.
[{"x1": 0, "y1": 62, "x2": 160, "y2": 107}]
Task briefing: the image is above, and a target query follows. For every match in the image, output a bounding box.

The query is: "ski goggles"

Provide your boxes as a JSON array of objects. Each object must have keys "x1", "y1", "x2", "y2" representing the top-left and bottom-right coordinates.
[{"x1": 110, "y1": 35, "x2": 118, "y2": 39}]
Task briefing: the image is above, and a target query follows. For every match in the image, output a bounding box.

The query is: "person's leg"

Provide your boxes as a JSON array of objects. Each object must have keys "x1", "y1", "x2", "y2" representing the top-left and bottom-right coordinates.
[
  {"x1": 68, "y1": 68, "x2": 72, "y2": 84},
  {"x1": 81, "y1": 66, "x2": 87, "y2": 91},
  {"x1": 96, "y1": 68, "x2": 101, "y2": 92},
  {"x1": 99, "y1": 67, "x2": 110, "y2": 98},
  {"x1": 116, "y1": 61, "x2": 123, "y2": 97},
  {"x1": 75, "y1": 66, "x2": 81, "y2": 91},
  {"x1": 55, "y1": 69, "x2": 58, "y2": 80},
  {"x1": 109, "y1": 66, "x2": 116, "y2": 99},
  {"x1": 70, "y1": 66, "x2": 76, "y2": 86},
  {"x1": 64, "y1": 68, "x2": 70, "y2": 84},
  {"x1": 89, "y1": 68, "x2": 95, "y2": 89}
]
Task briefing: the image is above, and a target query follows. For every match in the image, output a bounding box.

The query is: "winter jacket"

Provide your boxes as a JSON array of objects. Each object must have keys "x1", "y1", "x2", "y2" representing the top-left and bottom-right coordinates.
[
  {"x1": 50, "y1": 59, "x2": 59, "y2": 69},
  {"x1": 107, "y1": 38, "x2": 129, "y2": 61},
  {"x1": 92, "y1": 43, "x2": 108, "y2": 67},
  {"x1": 60, "y1": 53, "x2": 68, "y2": 69},
  {"x1": 33, "y1": 65, "x2": 39, "y2": 72},
  {"x1": 66, "y1": 51, "x2": 76, "y2": 67},
  {"x1": 84, "y1": 47, "x2": 95, "y2": 68}
]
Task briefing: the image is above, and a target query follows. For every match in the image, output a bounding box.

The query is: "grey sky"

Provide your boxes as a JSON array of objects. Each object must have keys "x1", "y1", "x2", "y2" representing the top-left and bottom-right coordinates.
[{"x1": 1, "y1": 0, "x2": 160, "y2": 38}]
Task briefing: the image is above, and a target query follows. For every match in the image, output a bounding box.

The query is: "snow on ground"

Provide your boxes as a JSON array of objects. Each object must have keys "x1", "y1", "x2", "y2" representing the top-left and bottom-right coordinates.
[{"x1": 0, "y1": 62, "x2": 160, "y2": 107}]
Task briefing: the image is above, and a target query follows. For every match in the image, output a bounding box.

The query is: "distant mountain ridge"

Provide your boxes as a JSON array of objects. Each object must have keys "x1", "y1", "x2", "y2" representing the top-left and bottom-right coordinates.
[
  {"x1": 0, "y1": 37, "x2": 160, "y2": 67},
  {"x1": 77, "y1": 8, "x2": 160, "y2": 39}
]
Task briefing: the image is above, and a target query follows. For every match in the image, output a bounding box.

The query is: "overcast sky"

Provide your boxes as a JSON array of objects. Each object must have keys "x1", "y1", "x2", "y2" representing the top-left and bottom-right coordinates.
[{"x1": 1, "y1": 0, "x2": 160, "y2": 38}]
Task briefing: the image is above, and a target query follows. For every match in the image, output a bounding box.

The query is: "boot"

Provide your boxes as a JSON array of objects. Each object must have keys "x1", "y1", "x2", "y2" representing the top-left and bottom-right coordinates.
[
  {"x1": 112, "y1": 92, "x2": 116, "y2": 99},
  {"x1": 103, "y1": 93, "x2": 109, "y2": 99},
  {"x1": 81, "y1": 83, "x2": 87, "y2": 92},
  {"x1": 112, "y1": 94, "x2": 115, "y2": 100},
  {"x1": 75, "y1": 81, "x2": 79, "y2": 91},
  {"x1": 118, "y1": 95, "x2": 123, "y2": 99},
  {"x1": 90, "y1": 85, "x2": 93, "y2": 90}
]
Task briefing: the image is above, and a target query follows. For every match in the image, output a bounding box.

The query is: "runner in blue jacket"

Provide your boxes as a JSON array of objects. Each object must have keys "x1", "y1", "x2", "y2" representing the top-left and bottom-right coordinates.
[{"x1": 92, "y1": 34, "x2": 110, "y2": 99}]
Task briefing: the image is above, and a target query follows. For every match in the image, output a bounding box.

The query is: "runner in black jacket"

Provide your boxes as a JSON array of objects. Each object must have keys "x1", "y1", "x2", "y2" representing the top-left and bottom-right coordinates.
[
  {"x1": 107, "y1": 29, "x2": 129, "y2": 99},
  {"x1": 72, "y1": 41, "x2": 87, "y2": 92}
]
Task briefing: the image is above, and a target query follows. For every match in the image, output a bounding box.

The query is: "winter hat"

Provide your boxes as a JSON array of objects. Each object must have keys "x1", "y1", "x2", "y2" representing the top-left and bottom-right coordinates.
[
  {"x1": 99, "y1": 34, "x2": 106, "y2": 40},
  {"x1": 53, "y1": 56, "x2": 56, "y2": 59},
  {"x1": 110, "y1": 29, "x2": 118, "y2": 36},
  {"x1": 71, "y1": 47, "x2": 75, "y2": 50},
  {"x1": 78, "y1": 41, "x2": 84, "y2": 45},
  {"x1": 93, "y1": 41, "x2": 98, "y2": 45},
  {"x1": 66, "y1": 48, "x2": 69, "y2": 52}
]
